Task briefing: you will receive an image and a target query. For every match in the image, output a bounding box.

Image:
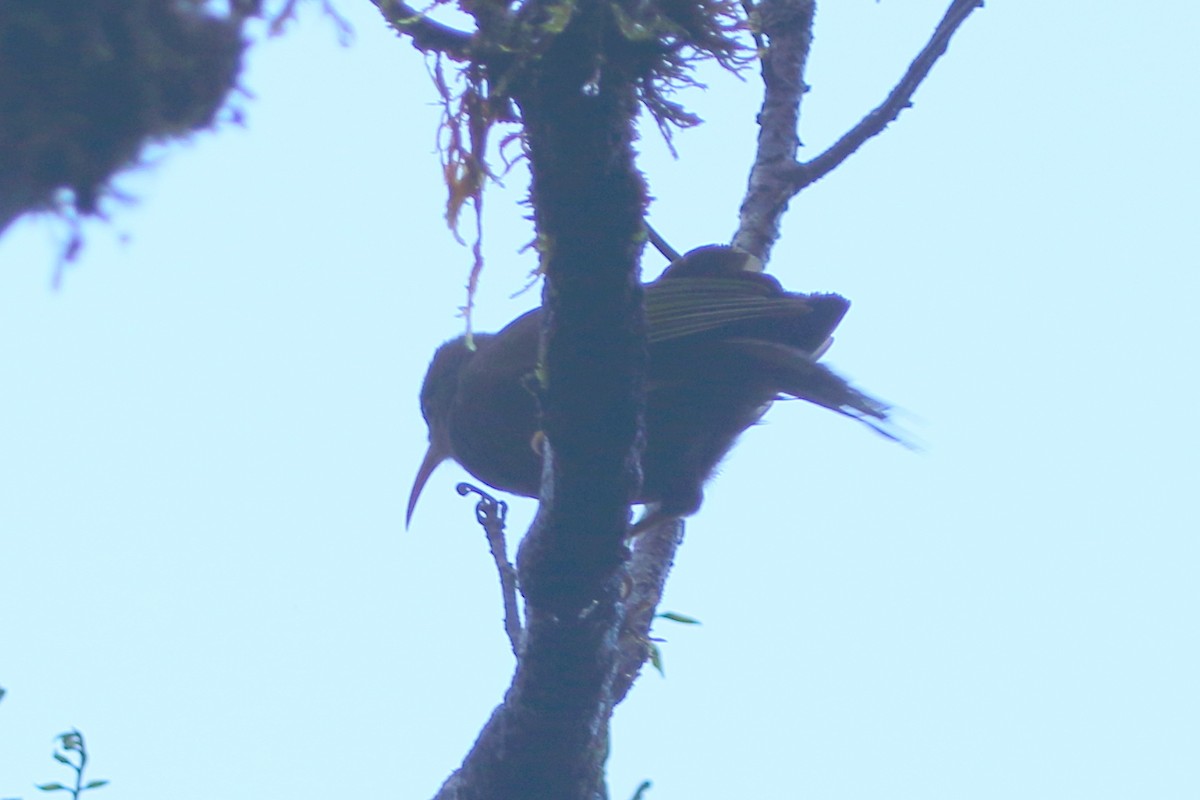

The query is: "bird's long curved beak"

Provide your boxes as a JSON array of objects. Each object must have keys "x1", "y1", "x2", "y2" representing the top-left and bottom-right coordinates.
[{"x1": 406, "y1": 442, "x2": 449, "y2": 528}]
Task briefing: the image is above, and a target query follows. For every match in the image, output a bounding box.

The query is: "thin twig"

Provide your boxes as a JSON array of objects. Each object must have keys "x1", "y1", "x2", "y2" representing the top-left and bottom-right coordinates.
[
  {"x1": 795, "y1": 0, "x2": 983, "y2": 190},
  {"x1": 457, "y1": 483, "x2": 523, "y2": 656},
  {"x1": 646, "y1": 223, "x2": 681, "y2": 263},
  {"x1": 372, "y1": 0, "x2": 473, "y2": 58}
]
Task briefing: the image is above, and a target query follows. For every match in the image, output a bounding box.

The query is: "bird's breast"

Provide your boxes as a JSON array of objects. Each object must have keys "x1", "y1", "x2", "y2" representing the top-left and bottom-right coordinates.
[{"x1": 448, "y1": 364, "x2": 544, "y2": 500}]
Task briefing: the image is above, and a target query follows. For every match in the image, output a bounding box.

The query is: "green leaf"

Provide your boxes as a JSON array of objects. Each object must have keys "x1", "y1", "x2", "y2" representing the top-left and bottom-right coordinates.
[
  {"x1": 84, "y1": 780, "x2": 109, "y2": 790},
  {"x1": 51, "y1": 753, "x2": 70, "y2": 765},
  {"x1": 648, "y1": 642, "x2": 664, "y2": 676},
  {"x1": 657, "y1": 611, "x2": 701, "y2": 625},
  {"x1": 35, "y1": 784, "x2": 67, "y2": 792}
]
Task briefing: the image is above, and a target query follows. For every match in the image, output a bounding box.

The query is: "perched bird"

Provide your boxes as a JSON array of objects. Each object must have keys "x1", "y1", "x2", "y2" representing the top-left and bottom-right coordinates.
[{"x1": 407, "y1": 246, "x2": 895, "y2": 528}]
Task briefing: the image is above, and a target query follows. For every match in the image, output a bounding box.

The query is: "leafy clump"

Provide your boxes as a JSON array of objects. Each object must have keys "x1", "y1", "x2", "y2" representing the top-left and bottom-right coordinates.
[{"x1": 0, "y1": 0, "x2": 247, "y2": 233}]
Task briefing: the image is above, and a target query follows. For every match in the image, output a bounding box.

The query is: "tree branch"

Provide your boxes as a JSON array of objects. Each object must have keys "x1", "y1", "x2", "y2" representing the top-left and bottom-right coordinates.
[
  {"x1": 432, "y1": 3, "x2": 648, "y2": 796},
  {"x1": 372, "y1": 0, "x2": 473, "y2": 58},
  {"x1": 613, "y1": 519, "x2": 685, "y2": 703},
  {"x1": 731, "y1": 0, "x2": 815, "y2": 266},
  {"x1": 733, "y1": 0, "x2": 983, "y2": 263}
]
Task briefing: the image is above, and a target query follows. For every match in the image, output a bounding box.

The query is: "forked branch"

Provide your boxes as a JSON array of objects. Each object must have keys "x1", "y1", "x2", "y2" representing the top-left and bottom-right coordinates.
[{"x1": 734, "y1": 0, "x2": 984, "y2": 263}]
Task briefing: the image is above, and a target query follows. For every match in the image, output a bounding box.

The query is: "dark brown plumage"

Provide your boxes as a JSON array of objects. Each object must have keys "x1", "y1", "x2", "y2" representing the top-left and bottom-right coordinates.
[{"x1": 407, "y1": 246, "x2": 894, "y2": 527}]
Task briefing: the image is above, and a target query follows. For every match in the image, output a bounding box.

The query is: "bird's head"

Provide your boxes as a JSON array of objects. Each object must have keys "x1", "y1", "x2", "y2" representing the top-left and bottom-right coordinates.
[{"x1": 407, "y1": 336, "x2": 480, "y2": 527}]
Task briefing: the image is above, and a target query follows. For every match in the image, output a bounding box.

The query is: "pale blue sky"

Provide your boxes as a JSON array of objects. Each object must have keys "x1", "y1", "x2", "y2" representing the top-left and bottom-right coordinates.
[{"x1": 3, "y1": 2, "x2": 1198, "y2": 798}]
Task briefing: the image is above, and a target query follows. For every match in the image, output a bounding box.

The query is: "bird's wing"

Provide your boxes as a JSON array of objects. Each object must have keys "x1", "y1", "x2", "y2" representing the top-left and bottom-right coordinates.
[{"x1": 645, "y1": 276, "x2": 821, "y2": 344}]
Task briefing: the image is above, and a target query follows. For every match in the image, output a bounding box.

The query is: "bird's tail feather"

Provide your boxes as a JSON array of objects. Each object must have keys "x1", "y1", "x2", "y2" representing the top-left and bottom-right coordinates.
[{"x1": 724, "y1": 338, "x2": 906, "y2": 444}]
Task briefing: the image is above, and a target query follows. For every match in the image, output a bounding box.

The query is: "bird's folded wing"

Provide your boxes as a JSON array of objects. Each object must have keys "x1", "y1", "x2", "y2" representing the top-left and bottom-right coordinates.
[{"x1": 645, "y1": 277, "x2": 818, "y2": 344}]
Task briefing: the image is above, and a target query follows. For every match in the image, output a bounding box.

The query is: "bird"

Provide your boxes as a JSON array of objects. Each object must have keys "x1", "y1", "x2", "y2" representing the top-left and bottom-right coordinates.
[{"x1": 406, "y1": 245, "x2": 896, "y2": 529}]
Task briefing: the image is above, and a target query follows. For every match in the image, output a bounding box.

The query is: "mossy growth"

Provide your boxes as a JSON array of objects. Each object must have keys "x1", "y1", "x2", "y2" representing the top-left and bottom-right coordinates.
[{"x1": 0, "y1": 0, "x2": 248, "y2": 232}]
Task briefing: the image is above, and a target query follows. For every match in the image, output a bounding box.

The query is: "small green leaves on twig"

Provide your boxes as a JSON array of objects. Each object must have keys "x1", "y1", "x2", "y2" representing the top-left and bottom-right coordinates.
[
  {"x1": 645, "y1": 610, "x2": 701, "y2": 676},
  {"x1": 36, "y1": 730, "x2": 108, "y2": 800}
]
